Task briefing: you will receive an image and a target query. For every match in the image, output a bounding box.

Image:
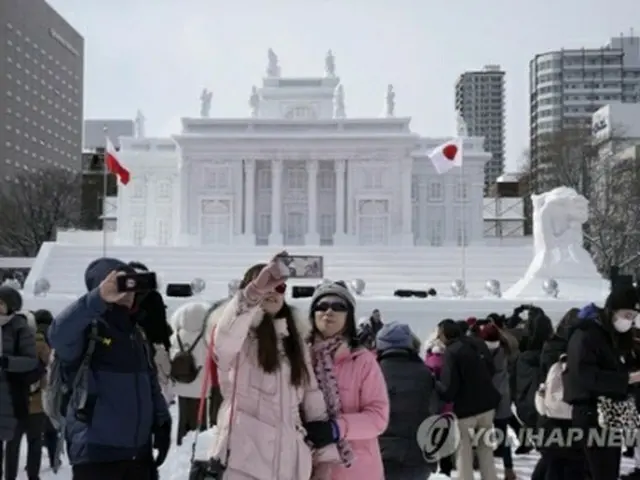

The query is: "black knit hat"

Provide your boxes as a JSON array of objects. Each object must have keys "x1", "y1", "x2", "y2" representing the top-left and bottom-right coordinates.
[
  {"x1": 605, "y1": 286, "x2": 640, "y2": 312},
  {"x1": 0, "y1": 286, "x2": 22, "y2": 314},
  {"x1": 34, "y1": 309, "x2": 54, "y2": 327}
]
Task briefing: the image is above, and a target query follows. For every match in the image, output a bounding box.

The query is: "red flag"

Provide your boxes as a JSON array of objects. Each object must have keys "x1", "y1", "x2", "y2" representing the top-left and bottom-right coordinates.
[{"x1": 105, "y1": 137, "x2": 130, "y2": 185}]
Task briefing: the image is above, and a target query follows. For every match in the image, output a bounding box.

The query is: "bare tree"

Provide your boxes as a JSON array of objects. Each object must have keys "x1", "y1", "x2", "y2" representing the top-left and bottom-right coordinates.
[
  {"x1": 0, "y1": 169, "x2": 82, "y2": 256},
  {"x1": 523, "y1": 126, "x2": 640, "y2": 273},
  {"x1": 587, "y1": 153, "x2": 640, "y2": 273},
  {"x1": 526, "y1": 127, "x2": 596, "y2": 196}
]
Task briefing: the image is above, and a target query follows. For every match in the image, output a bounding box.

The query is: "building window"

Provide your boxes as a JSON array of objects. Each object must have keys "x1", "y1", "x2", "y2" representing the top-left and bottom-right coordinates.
[
  {"x1": 287, "y1": 168, "x2": 305, "y2": 190},
  {"x1": 363, "y1": 169, "x2": 383, "y2": 189},
  {"x1": 132, "y1": 220, "x2": 145, "y2": 245},
  {"x1": 203, "y1": 166, "x2": 230, "y2": 190},
  {"x1": 256, "y1": 213, "x2": 271, "y2": 245},
  {"x1": 411, "y1": 177, "x2": 419, "y2": 202},
  {"x1": 456, "y1": 219, "x2": 469, "y2": 246},
  {"x1": 131, "y1": 180, "x2": 146, "y2": 199},
  {"x1": 156, "y1": 180, "x2": 171, "y2": 200},
  {"x1": 427, "y1": 181, "x2": 444, "y2": 201},
  {"x1": 430, "y1": 219, "x2": 443, "y2": 246},
  {"x1": 319, "y1": 214, "x2": 335, "y2": 238},
  {"x1": 257, "y1": 169, "x2": 271, "y2": 190},
  {"x1": 454, "y1": 181, "x2": 468, "y2": 201},
  {"x1": 157, "y1": 220, "x2": 170, "y2": 245},
  {"x1": 319, "y1": 170, "x2": 334, "y2": 190}
]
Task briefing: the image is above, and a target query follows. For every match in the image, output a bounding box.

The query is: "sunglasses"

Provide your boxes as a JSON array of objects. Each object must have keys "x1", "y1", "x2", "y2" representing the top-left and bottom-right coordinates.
[
  {"x1": 314, "y1": 301, "x2": 348, "y2": 313},
  {"x1": 274, "y1": 283, "x2": 287, "y2": 294}
]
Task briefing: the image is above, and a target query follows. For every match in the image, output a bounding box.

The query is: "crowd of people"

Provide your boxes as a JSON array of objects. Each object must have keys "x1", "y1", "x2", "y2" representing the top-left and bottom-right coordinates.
[{"x1": 1, "y1": 254, "x2": 640, "y2": 479}]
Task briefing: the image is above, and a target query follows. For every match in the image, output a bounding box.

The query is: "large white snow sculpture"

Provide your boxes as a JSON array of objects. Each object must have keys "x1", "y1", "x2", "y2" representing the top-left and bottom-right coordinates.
[{"x1": 504, "y1": 186, "x2": 605, "y2": 299}]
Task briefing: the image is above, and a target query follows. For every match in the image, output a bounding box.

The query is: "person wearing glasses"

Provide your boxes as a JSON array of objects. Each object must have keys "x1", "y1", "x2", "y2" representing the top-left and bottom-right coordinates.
[{"x1": 306, "y1": 282, "x2": 390, "y2": 480}]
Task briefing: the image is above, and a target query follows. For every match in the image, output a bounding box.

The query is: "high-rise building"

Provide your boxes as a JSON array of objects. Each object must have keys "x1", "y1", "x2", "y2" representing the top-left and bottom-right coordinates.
[
  {"x1": 455, "y1": 65, "x2": 506, "y2": 193},
  {"x1": 529, "y1": 34, "x2": 640, "y2": 191},
  {"x1": 0, "y1": 0, "x2": 84, "y2": 180}
]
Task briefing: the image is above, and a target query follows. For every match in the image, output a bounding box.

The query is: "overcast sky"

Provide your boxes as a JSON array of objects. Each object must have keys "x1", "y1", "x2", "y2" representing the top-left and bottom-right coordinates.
[{"x1": 48, "y1": 0, "x2": 639, "y2": 171}]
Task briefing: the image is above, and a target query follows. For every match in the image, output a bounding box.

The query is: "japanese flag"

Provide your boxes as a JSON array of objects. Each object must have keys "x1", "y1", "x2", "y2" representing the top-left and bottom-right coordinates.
[{"x1": 428, "y1": 137, "x2": 463, "y2": 175}]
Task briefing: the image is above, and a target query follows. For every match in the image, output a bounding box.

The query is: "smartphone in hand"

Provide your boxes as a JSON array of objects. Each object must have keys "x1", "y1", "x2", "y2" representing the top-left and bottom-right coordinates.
[
  {"x1": 116, "y1": 272, "x2": 157, "y2": 293},
  {"x1": 278, "y1": 255, "x2": 324, "y2": 279}
]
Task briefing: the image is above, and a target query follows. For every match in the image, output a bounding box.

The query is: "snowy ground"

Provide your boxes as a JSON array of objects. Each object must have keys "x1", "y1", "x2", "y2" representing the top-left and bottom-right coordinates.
[{"x1": 17, "y1": 406, "x2": 636, "y2": 479}]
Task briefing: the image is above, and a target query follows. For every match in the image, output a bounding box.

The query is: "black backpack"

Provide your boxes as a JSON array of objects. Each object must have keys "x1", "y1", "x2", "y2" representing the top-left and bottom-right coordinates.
[
  {"x1": 5, "y1": 315, "x2": 46, "y2": 419},
  {"x1": 170, "y1": 327, "x2": 205, "y2": 384}
]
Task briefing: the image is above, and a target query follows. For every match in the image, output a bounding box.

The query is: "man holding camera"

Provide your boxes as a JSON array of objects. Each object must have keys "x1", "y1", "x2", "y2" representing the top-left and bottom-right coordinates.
[{"x1": 48, "y1": 257, "x2": 171, "y2": 480}]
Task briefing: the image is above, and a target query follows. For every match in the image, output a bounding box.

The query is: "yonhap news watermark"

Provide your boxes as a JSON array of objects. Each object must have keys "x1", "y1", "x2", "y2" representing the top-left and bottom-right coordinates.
[{"x1": 416, "y1": 413, "x2": 640, "y2": 461}]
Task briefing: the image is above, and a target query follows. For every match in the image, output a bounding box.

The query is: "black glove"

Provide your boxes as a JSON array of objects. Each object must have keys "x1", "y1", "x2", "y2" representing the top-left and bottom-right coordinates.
[
  {"x1": 153, "y1": 421, "x2": 171, "y2": 466},
  {"x1": 0, "y1": 356, "x2": 9, "y2": 369},
  {"x1": 304, "y1": 420, "x2": 339, "y2": 448}
]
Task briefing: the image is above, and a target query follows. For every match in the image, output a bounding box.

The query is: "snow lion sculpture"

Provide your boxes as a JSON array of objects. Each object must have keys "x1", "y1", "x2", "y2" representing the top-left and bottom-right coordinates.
[{"x1": 505, "y1": 186, "x2": 602, "y2": 298}]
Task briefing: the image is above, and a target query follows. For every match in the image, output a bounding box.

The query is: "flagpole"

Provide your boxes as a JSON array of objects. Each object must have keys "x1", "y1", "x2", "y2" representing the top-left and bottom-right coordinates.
[
  {"x1": 460, "y1": 151, "x2": 466, "y2": 289},
  {"x1": 456, "y1": 113, "x2": 467, "y2": 291},
  {"x1": 102, "y1": 125, "x2": 108, "y2": 257}
]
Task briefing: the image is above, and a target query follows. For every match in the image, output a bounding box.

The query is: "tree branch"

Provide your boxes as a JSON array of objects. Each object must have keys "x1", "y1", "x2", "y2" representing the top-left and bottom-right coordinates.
[{"x1": 0, "y1": 169, "x2": 82, "y2": 256}]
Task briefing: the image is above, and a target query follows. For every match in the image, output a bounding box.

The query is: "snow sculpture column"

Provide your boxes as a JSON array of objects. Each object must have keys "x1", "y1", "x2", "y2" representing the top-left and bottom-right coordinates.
[
  {"x1": 178, "y1": 162, "x2": 191, "y2": 246},
  {"x1": 243, "y1": 159, "x2": 256, "y2": 244},
  {"x1": 400, "y1": 157, "x2": 414, "y2": 245},
  {"x1": 268, "y1": 159, "x2": 283, "y2": 245},
  {"x1": 333, "y1": 159, "x2": 347, "y2": 245},
  {"x1": 305, "y1": 159, "x2": 320, "y2": 245}
]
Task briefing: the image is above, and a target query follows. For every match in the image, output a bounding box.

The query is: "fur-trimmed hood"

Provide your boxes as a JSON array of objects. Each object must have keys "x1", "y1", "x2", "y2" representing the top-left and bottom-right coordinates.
[
  {"x1": 205, "y1": 295, "x2": 311, "y2": 342},
  {"x1": 18, "y1": 310, "x2": 36, "y2": 332}
]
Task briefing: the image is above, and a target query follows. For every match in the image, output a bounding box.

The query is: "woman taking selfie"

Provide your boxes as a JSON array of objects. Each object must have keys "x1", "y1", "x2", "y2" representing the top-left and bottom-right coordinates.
[
  {"x1": 308, "y1": 281, "x2": 390, "y2": 480},
  {"x1": 206, "y1": 254, "x2": 339, "y2": 480}
]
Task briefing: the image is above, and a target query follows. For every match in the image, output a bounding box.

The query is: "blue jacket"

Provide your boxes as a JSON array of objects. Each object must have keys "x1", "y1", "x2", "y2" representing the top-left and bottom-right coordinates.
[{"x1": 48, "y1": 257, "x2": 170, "y2": 465}]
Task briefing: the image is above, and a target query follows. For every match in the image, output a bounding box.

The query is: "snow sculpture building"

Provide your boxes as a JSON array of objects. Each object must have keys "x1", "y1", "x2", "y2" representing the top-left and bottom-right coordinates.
[{"x1": 113, "y1": 53, "x2": 490, "y2": 248}]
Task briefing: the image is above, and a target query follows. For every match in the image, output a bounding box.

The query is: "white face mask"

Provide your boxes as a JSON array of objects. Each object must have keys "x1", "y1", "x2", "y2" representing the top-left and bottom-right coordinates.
[
  {"x1": 613, "y1": 317, "x2": 633, "y2": 333},
  {"x1": 485, "y1": 341, "x2": 500, "y2": 350}
]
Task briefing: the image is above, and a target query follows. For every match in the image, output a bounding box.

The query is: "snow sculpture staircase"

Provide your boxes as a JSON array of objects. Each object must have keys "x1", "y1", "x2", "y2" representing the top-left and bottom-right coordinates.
[{"x1": 25, "y1": 242, "x2": 533, "y2": 298}]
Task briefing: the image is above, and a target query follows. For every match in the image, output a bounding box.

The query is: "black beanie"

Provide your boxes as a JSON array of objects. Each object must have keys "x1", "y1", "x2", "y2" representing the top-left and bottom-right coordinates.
[
  {"x1": 605, "y1": 286, "x2": 639, "y2": 312},
  {"x1": 0, "y1": 286, "x2": 22, "y2": 314},
  {"x1": 34, "y1": 309, "x2": 54, "y2": 327}
]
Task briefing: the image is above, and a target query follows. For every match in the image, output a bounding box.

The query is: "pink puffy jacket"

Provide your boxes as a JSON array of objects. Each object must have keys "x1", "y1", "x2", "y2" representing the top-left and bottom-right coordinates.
[
  {"x1": 320, "y1": 343, "x2": 390, "y2": 480},
  {"x1": 207, "y1": 293, "x2": 339, "y2": 480},
  {"x1": 425, "y1": 348, "x2": 453, "y2": 414}
]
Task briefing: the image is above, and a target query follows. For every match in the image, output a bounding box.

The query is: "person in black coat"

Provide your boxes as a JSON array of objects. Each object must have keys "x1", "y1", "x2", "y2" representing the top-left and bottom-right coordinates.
[
  {"x1": 376, "y1": 322, "x2": 437, "y2": 480},
  {"x1": 530, "y1": 308, "x2": 585, "y2": 480},
  {"x1": 564, "y1": 287, "x2": 640, "y2": 480},
  {"x1": 357, "y1": 309, "x2": 384, "y2": 349},
  {"x1": 437, "y1": 319, "x2": 500, "y2": 480},
  {"x1": 512, "y1": 307, "x2": 553, "y2": 441},
  {"x1": 622, "y1": 326, "x2": 640, "y2": 479}
]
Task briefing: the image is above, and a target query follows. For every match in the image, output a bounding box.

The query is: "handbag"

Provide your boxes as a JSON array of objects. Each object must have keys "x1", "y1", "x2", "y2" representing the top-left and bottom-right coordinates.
[
  {"x1": 596, "y1": 395, "x2": 640, "y2": 430},
  {"x1": 188, "y1": 326, "x2": 240, "y2": 480}
]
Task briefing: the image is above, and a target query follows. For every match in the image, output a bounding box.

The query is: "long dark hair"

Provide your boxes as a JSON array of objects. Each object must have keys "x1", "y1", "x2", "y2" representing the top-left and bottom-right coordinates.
[
  {"x1": 555, "y1": 308, "x2": 580, "y2": 340},
  {"x1": 520, "y1": 308, "x2": 553, "y2": 352},
  {"x1": 239, "y1": 264, "x2": 309, "y2": 387}
]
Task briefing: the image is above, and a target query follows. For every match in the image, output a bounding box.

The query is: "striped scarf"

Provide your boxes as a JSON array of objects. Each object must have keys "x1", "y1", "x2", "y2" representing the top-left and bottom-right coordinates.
[{"x1": 311, "y1": 336, "x2": 354, "y2": 467}]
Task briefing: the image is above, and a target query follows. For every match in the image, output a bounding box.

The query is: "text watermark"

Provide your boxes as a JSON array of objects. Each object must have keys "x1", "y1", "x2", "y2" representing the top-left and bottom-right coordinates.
[{"x1": 417, "y1": 414, "x2": 640, "y2": 461}]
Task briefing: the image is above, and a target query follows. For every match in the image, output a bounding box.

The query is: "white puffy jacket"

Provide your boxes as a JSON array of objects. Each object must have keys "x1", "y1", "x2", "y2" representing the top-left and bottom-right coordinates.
[{"x1": 169, "y1": 301, "x2": 211, "y2": 399}]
